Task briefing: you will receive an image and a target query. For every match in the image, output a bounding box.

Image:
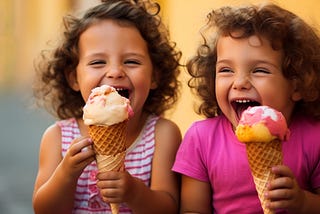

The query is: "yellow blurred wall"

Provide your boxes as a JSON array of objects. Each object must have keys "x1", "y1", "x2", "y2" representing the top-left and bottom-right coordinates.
[
  {"x1": 0, "y1": 0, "x2": 71, "y2": 91},
  {"x1": 1, "y1": 0, "x2": 320, "y2": 135}
]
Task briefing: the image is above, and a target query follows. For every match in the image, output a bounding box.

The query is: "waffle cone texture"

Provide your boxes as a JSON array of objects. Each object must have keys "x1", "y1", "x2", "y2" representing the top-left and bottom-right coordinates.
[
  {"x1": 89, "y1": 121, "x2": 127, "y2": 155},
  {"x1": 88, "y1": 121, "x2": 127, "y2": 214},
  {"x1": 245, "y1": 139, "x2": 282, "y2": 214}
]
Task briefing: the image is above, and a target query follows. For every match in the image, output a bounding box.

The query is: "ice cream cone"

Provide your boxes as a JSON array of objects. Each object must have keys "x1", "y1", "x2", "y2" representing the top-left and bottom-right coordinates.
[
  {"x1": 83, "y1": 85, "x2": 133, "y2": 214},
  {"x1": 245, "y1": 139, "x2": 282, "y2": 214},
  {"x1": 235, "y1": 106, "x2": 289, "y2": 214},
  {"x1": 89, "y1": 121, "x2": 127, "y2": 214}
]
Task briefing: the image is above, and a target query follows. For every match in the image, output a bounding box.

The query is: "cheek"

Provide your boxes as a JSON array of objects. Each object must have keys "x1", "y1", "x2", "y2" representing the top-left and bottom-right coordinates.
[
  {"x1": 76, "y1": 78, "x2": 97, "y2": 103},
  {"x1": 258, "y1": 84, "x2": 291, "y2": 108},
  {"x1": 132, "y1": 77, "x2": 153, "y2": 106},
  {"x1": 215, "y1": 82, "x2": 229, "y2": 113},
  {"x1": 132, "y1": 71, "x2": 153, "y2": 90},
  {"x1": 81, "y1": 92, "x2": 91, "y2": 103},
  {"x1": 215, "y1": 88, "x2": 224, "y2": 105},
  {"x1": 215, "y1": 79, "x2": 228, "y2": 100}
]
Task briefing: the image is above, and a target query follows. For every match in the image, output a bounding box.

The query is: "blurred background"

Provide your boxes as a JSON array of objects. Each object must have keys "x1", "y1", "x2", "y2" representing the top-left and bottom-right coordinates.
[{"x1": 1, "y1": 0, "x2": 320, "y2": 213}]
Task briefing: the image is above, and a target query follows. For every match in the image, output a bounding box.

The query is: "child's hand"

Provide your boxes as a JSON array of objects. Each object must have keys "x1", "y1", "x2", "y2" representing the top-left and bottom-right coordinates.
[
  {"x1": 266, "y1": 165, "x2": 305, "y2": 213},
  {"x1": 96, "y1": 170, "x2": 137, "y2": 204},
  {"x1": 61, "y1": 136, "x2": 95, "y2": 178}
]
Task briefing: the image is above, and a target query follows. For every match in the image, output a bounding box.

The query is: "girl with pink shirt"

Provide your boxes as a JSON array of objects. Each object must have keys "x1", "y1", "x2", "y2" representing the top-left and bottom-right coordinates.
[{"x1": 173, "y1": 3, "x2": 320, "y2": 213}]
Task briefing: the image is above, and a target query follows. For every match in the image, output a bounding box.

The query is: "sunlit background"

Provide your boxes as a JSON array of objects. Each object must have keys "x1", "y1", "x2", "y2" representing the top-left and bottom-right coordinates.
[{"x1": 1, "y1": 0, "x2": 320, "y2": 213}]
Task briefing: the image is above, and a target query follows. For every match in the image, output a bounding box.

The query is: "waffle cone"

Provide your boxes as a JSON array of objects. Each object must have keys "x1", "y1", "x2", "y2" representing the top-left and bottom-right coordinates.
[
  {"x1": 89, "y1": 121, "x2": 127, "y2": 214},
  {"x1": 245, "y1": 139, "x2": 282, "y2": 214},
  {"x1": 89, "y1": 121, "x2": 127, "y2": 155}
]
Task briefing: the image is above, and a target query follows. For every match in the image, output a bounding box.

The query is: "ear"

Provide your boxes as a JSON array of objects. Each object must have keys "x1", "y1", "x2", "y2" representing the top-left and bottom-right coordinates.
[
  {"x1": 150, "y1": 69, "x2": 159, "y2": 89},
  {"x1": 150, "y1": 79, "x2": 158, "y2": 89},
  {"x1": 291, "y1": 91, "x2": 302, "y2": 101},
  {"x1": 65, "y1": 70, "x2": 80, "y2": 91},
  {"x1": 291, "y1": 79, "x2": 302, "y2": 102}
]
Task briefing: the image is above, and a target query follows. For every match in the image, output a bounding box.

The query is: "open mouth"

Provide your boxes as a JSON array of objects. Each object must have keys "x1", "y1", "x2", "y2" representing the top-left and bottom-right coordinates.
[
  {"x1": 116, "y1": 88, "x2": 130, "y2": 99},
  {"x1": 232, "y1": 99, "x2": 260, "y2": 120}
]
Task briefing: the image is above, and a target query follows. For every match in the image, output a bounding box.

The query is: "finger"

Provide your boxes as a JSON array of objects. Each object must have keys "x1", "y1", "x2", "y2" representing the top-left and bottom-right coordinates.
[
  {"x1": 70, "y1": 135, "x2": 88, "y2": 146},
  {"x1": 267, "y1": 199, "x2": 291, "y2": 210},
  {"x1": 268, "y1": 176, "x2": 294, "y2": 190},
  {"x1": 100, "y1": 188, "x2": 120, "y2": 203},
  {"x1": 97, "y1": 171, "x2": 120, "y2": 180},
  {"x1": 68, "y1": 137, "x2": 93, "y2": 156},
  {"x1": 271, "y1": 165, "x2": 294, "y2": 178},
  {"x1": 266, "y1": 188, "x2": 293, "y2": 200},
  {"x1": 97, "y1": 179, "x2": 119, "y2": 189}
]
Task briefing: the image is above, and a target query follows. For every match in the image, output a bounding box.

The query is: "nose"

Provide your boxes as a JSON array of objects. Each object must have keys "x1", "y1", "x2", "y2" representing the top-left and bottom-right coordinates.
[
  {"x1": 232, "y1": 72, "x2": 251, "y2": 90},
  {"x1": 105, "y1": 64, "x2": 125, "y2": 79}
]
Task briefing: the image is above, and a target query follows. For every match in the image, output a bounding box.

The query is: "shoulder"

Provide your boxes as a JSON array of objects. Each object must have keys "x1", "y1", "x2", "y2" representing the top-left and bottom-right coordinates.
[
  {"x1": 287, "y1": 115, "x2": 320, "y2": 163},
  {"x1": 42, "y1": 122, "x2": 62, "y2": 140},
  {"x1": 37, "y1": 122, "x2": 63, "y2": 171},
  {"x1": 185, "y1": 116, "x2": 229, "y2": 137},
  {"x1": 154, "y1": 117, "x2": 182, "y2": 150},
  {"x1": 290, "y1": 115, "x2": 320, "y2": 138},
  {"x1": 192, "y1": 115, "x2": 226, "y2": 127},
  {"x1": 155, "y1": 117, "x2": 180, "y2": 132},
  {"x1": 155, "y1": 117, "x2": 181, "y2": 139},
  {"x1": 40, "y1": 123, "x2": 62, "y2": 150},
  {"x1": 40, "y1": 118, "x2": 78, "y2": 155}
]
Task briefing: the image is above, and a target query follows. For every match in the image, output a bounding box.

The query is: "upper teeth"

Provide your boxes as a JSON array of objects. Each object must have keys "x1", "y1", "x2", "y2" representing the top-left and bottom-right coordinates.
[
  {"x1": 116, "y1": 88, "x2": 125, "y2": 91},
  {"x1": 236, "y1": 99, "x2": 252, "y2": 103}
]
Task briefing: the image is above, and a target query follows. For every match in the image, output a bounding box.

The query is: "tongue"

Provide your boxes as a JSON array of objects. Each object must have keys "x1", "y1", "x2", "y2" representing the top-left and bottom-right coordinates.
[{"x1": 237, "y1": 105, "x2": 249, "y2": 120}]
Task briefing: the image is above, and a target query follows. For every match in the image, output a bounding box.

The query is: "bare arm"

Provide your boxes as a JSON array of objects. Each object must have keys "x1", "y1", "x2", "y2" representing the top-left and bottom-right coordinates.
[
  {"x1": 32, "y1": 124, "x2": 95, "y2": 214},
  {"x1": 180, "y1": 175, "x2": 212, "y2": 214},
  {"x1": 125, "y1": 118, "x2": 182, "y2": 214}
]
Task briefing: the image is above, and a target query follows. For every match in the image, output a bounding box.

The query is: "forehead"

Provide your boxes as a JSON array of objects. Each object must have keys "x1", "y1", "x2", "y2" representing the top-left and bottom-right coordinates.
[
  {"x1": 78, "y1": 19, "x2": 148, "y2": 51},
  {"x1": 81, "y1": 19, "x2": 139, "y2": 38},
  {"x1": 216, "y1": 34, "x2": 283, "y2": 63}
]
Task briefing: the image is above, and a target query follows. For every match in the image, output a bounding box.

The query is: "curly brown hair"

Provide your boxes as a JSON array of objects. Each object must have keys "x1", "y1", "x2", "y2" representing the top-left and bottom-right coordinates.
[
  {"x1": 33, "y1": 0, "x2": 181, "y2": 119},
  {"x1": 187, "y1": 3, "x2": 320, "y2": 119}
]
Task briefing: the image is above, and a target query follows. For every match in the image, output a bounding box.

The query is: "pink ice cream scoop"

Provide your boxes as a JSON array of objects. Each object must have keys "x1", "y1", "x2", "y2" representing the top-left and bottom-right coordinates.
[{"x1": 236, "y1": 106, "x2": 289, "y2": 143}]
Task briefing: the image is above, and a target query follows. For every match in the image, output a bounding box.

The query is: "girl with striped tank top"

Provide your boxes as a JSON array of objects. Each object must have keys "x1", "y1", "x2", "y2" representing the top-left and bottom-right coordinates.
[{"x1": 32, "y1": 1, "x2": 182, "y2": 213}]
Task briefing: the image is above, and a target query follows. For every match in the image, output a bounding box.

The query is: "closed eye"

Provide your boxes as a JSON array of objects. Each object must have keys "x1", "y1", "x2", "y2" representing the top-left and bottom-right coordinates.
[
  {"x1": 89, "y1": 60, "x2": 106, "y2": 65},
  {"x1": 253, "y1": 68, "x2": 270, "y2": 74},
  {"x1": 217, "y1": 67, "x2": 233, "y2": 73},
  {"x1": 124, "y1": 60, "x2": 141, "y2": 65}
]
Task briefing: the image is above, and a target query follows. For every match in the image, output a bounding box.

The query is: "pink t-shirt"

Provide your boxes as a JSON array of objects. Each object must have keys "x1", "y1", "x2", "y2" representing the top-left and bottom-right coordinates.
[{"x1": 173, "y1": 115, "x2": 320, "y2": 213}]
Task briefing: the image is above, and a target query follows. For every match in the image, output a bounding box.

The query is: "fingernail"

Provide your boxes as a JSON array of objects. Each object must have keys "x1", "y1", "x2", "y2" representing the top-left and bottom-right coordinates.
[{"x1": 81, "y1": 147, "x2": 88, "y2": 152}]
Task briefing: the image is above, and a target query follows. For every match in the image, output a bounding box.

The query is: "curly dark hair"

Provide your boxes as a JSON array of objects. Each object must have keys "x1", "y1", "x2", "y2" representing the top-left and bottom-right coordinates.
[
  {"x1": 187, "y1": 3, "x2": 320, "y2": 119},
  {"x1": 33, "y1": 0, "x2": 181, "y2": 119}
]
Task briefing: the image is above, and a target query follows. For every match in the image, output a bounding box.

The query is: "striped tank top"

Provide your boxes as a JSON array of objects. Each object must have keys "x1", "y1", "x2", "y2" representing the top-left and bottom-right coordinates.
[{"x1": 58, "y1": 115, "x2": 159, "y2": 214}]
